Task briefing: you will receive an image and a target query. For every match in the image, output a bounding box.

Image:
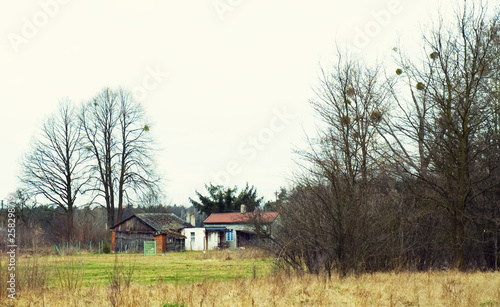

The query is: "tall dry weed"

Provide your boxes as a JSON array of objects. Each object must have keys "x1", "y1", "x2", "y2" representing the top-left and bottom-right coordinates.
[
  {"x1": 108, "y1": 254, "x2": 136, "y2": 307},
  {"x1": 17, "y1": 255, "x2": 49, "y2": 292},
  {"x1": 55, "y1": 256, "x2": 84, "y2": 291}
]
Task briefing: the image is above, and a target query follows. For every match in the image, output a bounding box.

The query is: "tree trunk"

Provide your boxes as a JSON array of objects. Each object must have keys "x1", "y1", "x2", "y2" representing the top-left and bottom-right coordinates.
[
  {"x1": 67, "y1": 207, "x2": 73, "y2": 243},
  {"x1": 451, "y1": 209, "x2": 465, "y2": 271}
]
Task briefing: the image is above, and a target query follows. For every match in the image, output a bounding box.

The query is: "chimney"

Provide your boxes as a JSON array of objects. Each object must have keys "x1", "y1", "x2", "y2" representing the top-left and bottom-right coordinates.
[
  {"x1": 190, "y1": 213, "x2": 196, "y2": 227},
  {"x1": 186, "y1": 214, "x2": 190, "y2": 224},
  {"x1": 240, "y1": 205, "x2": 246, "y2": 214}
]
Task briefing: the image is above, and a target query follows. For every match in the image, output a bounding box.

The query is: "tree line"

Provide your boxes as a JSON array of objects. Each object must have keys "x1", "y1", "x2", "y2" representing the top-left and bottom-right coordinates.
[{"x1": 268, "y1": 1, "x2": 500, "y2": 275}]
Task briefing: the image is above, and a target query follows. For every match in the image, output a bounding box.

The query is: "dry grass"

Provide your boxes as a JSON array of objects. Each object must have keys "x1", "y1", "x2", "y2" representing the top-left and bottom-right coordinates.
[
  {"x1": 187, "y1": 247, "x2": 271, "y2": 261},
  {"x1": 3, "y1": 270, "x2": 499, "y2": 306},
  {"x1": 2, "y1": 251, "x2": 500, "y2": 306}
]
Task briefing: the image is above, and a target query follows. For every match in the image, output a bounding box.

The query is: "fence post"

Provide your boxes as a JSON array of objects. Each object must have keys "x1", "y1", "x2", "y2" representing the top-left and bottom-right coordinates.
[{"x1": 90, "y1": 241, "x2": 92, "y2": 254}]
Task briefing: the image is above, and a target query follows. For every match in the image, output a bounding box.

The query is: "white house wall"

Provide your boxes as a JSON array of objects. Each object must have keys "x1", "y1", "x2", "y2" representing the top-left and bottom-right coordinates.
[
  {"x1": 205, "y1": 224, "x2": 255, "y2": 249},
  {"x1": 206, "y1": 232, "x2": 220, "y2": 250},
  {"x1": 182, "y1": 222, "x2": 275, "y2": 251},
  {"x1": 181, "y1": 228, "x2": 205, "y2": 251}
]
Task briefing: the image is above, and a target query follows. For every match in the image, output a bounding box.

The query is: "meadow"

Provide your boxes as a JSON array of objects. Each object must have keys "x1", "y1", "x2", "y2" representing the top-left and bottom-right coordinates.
[{"x1": 1, "y1": 249, "x2": 500, "y2": 306}]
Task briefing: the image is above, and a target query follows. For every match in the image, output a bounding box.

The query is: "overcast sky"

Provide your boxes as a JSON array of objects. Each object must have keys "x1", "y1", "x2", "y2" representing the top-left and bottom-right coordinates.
[{"x1": 1, "y1": 0, "x2": 459, "y2": 206}]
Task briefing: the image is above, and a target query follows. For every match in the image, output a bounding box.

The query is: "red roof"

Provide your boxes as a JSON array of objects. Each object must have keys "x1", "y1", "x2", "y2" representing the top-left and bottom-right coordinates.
[{"x1": 204, "y1": 212, "x2": 278, "y2": 224}]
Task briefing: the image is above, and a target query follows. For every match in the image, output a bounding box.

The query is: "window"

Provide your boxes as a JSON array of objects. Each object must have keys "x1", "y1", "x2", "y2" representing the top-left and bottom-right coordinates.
[
  {"x1": 190, "y1": 232, "x2": 195, "y2": 243},
  {"x1": 226, "y1": 229, "x2": 233, "y2": 241}
]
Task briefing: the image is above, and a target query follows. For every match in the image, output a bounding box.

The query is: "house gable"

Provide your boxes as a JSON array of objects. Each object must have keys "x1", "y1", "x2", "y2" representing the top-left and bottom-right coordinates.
[
  {"x1": 111, "y1": 213, "x2": 191, "y2": 233},
  {"x1": 111, "y1": 215, "x2": 156, "y2": 233}
]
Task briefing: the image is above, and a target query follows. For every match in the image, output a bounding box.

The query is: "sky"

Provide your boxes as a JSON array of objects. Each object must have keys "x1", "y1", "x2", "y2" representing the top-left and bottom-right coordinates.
[{"x1": 0, "y1": 0, "x2": 460, "y2": 207}]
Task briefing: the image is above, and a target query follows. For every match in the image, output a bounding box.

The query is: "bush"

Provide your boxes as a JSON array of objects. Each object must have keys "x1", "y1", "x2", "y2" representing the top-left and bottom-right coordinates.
[{"x1": 103, "y1": 242, "x2": 111, "y2": 254}]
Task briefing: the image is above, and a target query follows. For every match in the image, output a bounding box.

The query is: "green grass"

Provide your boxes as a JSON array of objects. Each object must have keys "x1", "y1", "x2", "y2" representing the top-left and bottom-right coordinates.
[{"x1": 8, "y1": 250, "x2": 273, "y2": 288}]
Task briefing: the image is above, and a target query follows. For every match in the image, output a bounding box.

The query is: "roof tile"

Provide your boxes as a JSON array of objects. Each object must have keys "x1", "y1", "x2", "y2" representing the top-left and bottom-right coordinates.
[{"x1": 204, "y1": 212, "x2": 278, "y2": 224}]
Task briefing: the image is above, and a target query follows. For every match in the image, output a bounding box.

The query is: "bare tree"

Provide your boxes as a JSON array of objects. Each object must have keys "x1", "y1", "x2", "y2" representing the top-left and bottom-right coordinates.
[
  {"x1": 80, "y1": 88, "x2": 160, "y2": 229},
  {"x1": 21, "y1": 100, "x2": 88, "y2": 241},
  {"x1": 384, "y1": 0, "x2": 500, "y2": 270},
  {"x1": 116, "y1": 89, "x2": 160, "y2": 222},
  {"x1": 277, "y1": 51, "x2": 393, "y2": 276},
  {"x1": 81, "y1": 88, "x2": 118, "y2": 229}
]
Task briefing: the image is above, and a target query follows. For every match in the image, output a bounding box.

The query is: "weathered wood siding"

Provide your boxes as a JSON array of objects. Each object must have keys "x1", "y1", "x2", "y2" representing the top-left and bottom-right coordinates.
[
  {"x1": 166, "y1": 238, "x2": 185, "y2": 252},
  {"x1": 114, "y1": 232, "x2": 154, "y2": 252},
  {"x1": 112, "y1": 215, "x2": 186, "y2": 252},
  {"x1": 113, "y1": 216, "x2": 154, "y2": 233}
]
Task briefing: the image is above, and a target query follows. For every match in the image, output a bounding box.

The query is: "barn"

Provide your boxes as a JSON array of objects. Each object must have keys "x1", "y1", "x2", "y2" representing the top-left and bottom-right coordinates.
[{"x1": 111, "y1": 213, "x2": 193, "y2": 253}]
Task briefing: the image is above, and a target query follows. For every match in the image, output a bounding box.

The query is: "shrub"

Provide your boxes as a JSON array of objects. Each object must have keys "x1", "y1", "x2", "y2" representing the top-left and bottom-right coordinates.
[{"x1": 103, "y1": 242, "x2": 111, "y2": 254}]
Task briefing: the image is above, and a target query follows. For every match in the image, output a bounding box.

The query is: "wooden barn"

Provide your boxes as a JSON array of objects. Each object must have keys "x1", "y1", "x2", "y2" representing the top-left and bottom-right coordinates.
[{"x1": 111, "y1": 213, "x2": 192, "y2": 253}]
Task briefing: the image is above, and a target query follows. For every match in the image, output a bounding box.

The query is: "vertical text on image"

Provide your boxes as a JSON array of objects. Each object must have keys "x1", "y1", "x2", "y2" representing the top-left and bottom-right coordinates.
[{"x1": 6, "y1": 197, "x2": 17, "y2": 299}]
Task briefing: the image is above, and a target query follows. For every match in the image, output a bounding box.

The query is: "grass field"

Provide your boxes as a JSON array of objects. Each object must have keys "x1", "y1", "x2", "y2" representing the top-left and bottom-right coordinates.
[
  {"x1": 1, "y1": 249, "x2": 500, "y2": 306},
  {"x1": 43, "y1": 251, "x2": 271, "y2": 286},
  {"x1": 1, "y1": 249, "x2": 272, "y2": 287}
]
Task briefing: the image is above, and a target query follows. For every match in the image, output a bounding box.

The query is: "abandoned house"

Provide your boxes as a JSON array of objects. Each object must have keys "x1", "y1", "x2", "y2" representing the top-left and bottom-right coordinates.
[
  {"x1": 202, "y1": 206, "x2": 279, "y2": 250},
  {"x1": 111, "y1": 213, "x2": 193, "y2": 253}
]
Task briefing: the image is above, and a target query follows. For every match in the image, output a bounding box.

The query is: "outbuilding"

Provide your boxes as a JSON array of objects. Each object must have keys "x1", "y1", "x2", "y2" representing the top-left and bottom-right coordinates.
[{"x1": 111, "y1": 213, "x2": 192, "y2": 253}]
